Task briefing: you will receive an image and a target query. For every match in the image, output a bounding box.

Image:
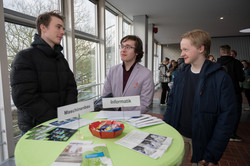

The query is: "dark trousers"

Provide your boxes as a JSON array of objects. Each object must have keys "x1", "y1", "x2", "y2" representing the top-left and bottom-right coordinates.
[
  {"x1": 160, "y1": 82, "x2": 170, "y2": 104},
  {"x1": 243, "y1": 88, "x2": 250, "y2": 107},
  {"x1": 233, "y1": 93, "x2": 242, "y2": 135}
]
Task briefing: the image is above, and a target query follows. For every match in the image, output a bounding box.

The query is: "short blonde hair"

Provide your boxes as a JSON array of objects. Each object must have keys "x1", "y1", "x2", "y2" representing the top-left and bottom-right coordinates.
[{"x1": 181, "y1": 29, "x2": 211, "y2": 58}]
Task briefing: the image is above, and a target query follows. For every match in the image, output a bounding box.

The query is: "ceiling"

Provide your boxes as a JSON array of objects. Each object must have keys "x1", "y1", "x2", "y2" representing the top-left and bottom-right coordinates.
[{"x1": 106, "y1": 0, "x2": 250, "y2": 45}]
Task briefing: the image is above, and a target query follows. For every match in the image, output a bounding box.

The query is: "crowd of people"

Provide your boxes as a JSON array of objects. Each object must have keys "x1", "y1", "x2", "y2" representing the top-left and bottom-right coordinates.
[{"x1": 10, "y1": 10, "x2": 249, "y2": 166}]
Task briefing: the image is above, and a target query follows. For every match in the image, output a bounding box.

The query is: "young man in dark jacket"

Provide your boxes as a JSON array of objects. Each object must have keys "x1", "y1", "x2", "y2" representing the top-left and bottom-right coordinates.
[
  {"x1": 217, "y1": 45, "x2": 245, "y2": 141},
  {"x1": 10, "y1": 11, "x2": 78, "y2": 133},
  {"x1": 163, "y1": 30, "x2": 237, "y2": 165}
]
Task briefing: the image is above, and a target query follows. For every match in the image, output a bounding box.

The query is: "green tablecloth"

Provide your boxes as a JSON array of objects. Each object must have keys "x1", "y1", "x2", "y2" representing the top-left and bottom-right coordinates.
[{"x1": 15, "y1": 112, "x2": 184, "y2": 166}]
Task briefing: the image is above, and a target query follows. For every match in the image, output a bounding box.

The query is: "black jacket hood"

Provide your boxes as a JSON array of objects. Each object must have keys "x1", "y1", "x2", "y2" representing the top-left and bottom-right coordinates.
[{"x1": 31, "y1": 34, "x2": 63, "y2": 57}]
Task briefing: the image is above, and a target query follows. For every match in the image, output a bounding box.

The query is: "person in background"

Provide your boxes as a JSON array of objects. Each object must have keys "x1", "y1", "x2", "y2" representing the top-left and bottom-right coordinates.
[
  {"x1": 167, "y1": 61, "x2": 178, "y2": 89},
  {"x1": 217, "y1": 45, "x2": 245, "y2": 142},
  {"x1": 230, "y1": 50, "x2": 237, "y2": 58},
  {"x1": 158, "y1": 57, "x2": 170, "y2": 106},
  {"x1": 177, "y1": 57, "x2": 185, "y2": 69},
  {"x1": 163, "y1": 29, "x2": 237, "y2": 166},
  {"x1": 208, "y1": 55, "x2": 216, "y2": 62},
  {"x1": 169, "y1": 59, "x2": 175, "y2": 69},
  {"x1": 102, "y1": 35, "x2": 154, "y2": 113},
  {"x1": 10, "y1": 11, "x2": 78, "y2": 133},
  {"x1": 240, "y1": 60, "x2": 250, "y2": 111}
]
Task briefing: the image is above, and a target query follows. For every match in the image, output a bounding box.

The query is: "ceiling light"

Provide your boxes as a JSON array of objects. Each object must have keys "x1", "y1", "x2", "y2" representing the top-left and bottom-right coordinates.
[
  {"x1": 239, "y1": 28, "x2": 250, "y2": 33},
  {"x1": 219, "y1": 17, "x2": 224, "y2": 20}
]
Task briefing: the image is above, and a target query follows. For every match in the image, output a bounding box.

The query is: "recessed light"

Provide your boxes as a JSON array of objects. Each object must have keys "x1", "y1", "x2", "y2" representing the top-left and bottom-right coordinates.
[
  {"x1": 240, "y1": 28, "x2": 250, "y2": 33},
  {"x1": 219, "y1": 17, "x2": 224, "y2": 20}
]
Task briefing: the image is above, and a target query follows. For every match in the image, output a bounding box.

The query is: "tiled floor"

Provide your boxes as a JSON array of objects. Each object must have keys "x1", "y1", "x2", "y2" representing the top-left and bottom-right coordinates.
[{"x1": 149, "y1": 87, "x2": 250, "y2": 166}]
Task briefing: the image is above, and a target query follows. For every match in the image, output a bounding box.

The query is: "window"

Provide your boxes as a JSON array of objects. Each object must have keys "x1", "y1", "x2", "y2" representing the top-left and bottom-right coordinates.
[
  {"x1": 4, "y1": 23, "x2": 33, "y2": 138},
  {"x1": 3, "y1": 0, "x2": 59, "y2": 17},
  {"x1": 123, "y1": 20, "x2": 132, "y2": 37},
  {"x1": 75, "y1": 38, "x2": 98, "y2": 101},
  {"x1": 74, "y1": 0, "x2": 97, "y2": 35},
  {"x1": 105, "y1": 9, "x2": 117, "y2": 74}
]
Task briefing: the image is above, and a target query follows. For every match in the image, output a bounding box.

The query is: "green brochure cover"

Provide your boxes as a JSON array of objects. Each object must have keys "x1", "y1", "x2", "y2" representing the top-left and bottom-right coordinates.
[{"x1": 81, "y1": 144, "x2": 113, "y2": 166}]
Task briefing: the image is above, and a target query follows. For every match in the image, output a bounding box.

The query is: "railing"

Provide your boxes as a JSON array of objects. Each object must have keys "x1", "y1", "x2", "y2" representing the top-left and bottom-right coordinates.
[{"x1": 77, "y1": 83, "x2": 103, "y2": 102}]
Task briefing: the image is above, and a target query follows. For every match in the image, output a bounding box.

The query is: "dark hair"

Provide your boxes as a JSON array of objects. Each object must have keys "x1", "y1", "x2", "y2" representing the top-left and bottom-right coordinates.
[
  {"x1": 220, "y1": 45, "x2": 231, "y2": 55},
  {"x1": 120, "y1": 35, "x2": 144, "y2": 63},
  {"x1": 36, "y1": 11, "x2": 64, "y2": 35},
  {"x1": 164, "y1": 57, "x2": 170, "y2": 61}
]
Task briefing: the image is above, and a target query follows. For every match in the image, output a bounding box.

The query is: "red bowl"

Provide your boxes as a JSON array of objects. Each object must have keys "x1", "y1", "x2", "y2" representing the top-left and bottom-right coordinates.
[{"x1": 89, "y1": 120, "x2": 124, "y2": 139}]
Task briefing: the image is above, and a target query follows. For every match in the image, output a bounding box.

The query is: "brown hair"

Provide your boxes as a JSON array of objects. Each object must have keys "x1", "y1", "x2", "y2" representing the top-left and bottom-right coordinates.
[
  {"x1": 121, "y1": 35, "x2": 144, "y2": 63},
  {"x1": 36, "y1": 11, "x2": 64, "y2": 35},
  {"x1": 181, "y1": 29, "x2": 211, "y2": 58}
]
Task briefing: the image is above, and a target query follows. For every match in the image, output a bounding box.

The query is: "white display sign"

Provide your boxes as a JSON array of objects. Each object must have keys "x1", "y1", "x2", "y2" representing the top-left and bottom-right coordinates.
[
  {"x1": 57, "y1": 99, "x2": 94, "y2": 121},
  {"x1": 102, "y1": 96, "x2": 140, "y2": 108}
]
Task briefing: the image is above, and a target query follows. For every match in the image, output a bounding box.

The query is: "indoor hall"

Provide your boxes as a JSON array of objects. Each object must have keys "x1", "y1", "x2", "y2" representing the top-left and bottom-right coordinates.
[{"x1": 1, "y1": 0, "x2": 250, "y2": 165}]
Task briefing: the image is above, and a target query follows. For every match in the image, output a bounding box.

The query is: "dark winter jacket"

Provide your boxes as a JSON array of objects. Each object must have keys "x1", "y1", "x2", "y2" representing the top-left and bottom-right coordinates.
[
  {"x1": 163, "y1": 60, "x2": 237, "y2": 164},
  {"x1": 10, "y1": 34, "x2": 78, "y2": 132},
  {"x1": 217, "y1": 56, "x2": 245, "y2": 94}
]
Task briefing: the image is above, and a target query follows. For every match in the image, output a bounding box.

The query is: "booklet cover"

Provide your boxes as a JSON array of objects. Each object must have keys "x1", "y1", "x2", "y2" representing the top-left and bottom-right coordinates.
[
  {"x1": 26, "y1": 125, "x2": 77, "y2": 141},
  {"x1": 48, "y1": 117, "x2": 93, "y2": 129},
  {"x1": 82, "y1": 144, "x2": 113, "y2": 166},
  {"x1": 115, "y1": 130, "x2": 172, "y2": 159},
  {"x1": 126, "y1": 114, "x2": 164, "y2": 128},
  {"x1": 51, "y1": 142, "x2": 112, "y2": 166},
  {"x1": 51, "y1": 140, "x2": 93, "y2": 166}
]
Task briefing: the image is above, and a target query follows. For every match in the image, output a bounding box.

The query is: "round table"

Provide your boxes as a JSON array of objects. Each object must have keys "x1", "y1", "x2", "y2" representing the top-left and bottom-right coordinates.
[{"x1": 15, "y1": 112, "x2": 184, "y2": 166}]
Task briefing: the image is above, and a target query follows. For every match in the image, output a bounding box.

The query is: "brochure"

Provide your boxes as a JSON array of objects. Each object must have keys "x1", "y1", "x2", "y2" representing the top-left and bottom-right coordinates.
[
  {"x1": 26, "y1": 125, "x2": 77, "y2": 141},
  {"x1": 82, "y1": 144, "x2": 113, "y2": 166},
  {"x1": 51, "y1": 140, "x2": 93, "y2": 166},
  {"x1": 115, "y1": 130, "x2": 172, "y2": 159},
  {"x1": 126, "y1": 114, "x2": 164, "y2": 128},
  {"x1": 94, "y1": 110, "x2": 141, "y2": 120},
  {"x1": 48, "y1": 117, "x2": 93, "y2": 129}
]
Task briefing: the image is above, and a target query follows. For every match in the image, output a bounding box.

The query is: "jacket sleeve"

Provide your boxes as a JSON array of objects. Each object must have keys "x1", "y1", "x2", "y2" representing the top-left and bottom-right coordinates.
[
  {"x1": 203, "y1": 73, "x2": 237, "y2": 164},
  {"x1": 10, "y1": 52, "x2": 56, "y2": 123},
  {"x1": 139, "y1": 71, "x2": 154, "y2": 113},
  {"x1": 65, "y1": 63, "x2": 78, "y2": 105},
  {"x1": 102, "y1": 68, "x2": 113, "y2": 96}
]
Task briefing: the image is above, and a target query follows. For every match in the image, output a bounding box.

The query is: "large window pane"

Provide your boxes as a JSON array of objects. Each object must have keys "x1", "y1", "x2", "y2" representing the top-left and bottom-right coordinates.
[
  {"x1": 75, "y1": 38, "x2": 98, "y2": 101},
  {"x1": 123, "y1": 20, "x2": 132, "y2": 37},
  {"x1": 74, "y1": 0, "x2": 96, "y2": 35},
  {"x1": 5, "y1": 22, "x2": 36, "y2": 137},
  {"x1": 3, "y1": 0, "x2": 59, "y2": 17},
  {"x1": 105, "y1": 9, "x2": 117, "y2": 74}
]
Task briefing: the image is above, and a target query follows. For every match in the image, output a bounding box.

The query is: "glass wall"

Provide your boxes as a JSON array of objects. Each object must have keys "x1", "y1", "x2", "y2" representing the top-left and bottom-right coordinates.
[
  {"x1": 75, "y1": 38, "x2": 98, "y2": 101},
  {"x1": 74, "y1": 0, "x2": 96, "y2": 35},
  {"x1": 74, "y1": 0, "x2": 100, "y2": 101},
  {"x1": 105, "y1": 9, "x2": 117, "y2": 74},
  {"x1": 3, "y1": 0, "x2": 59, "y2": 17},
  {"x1": 123, "y1": 20, "x2": 132, "y2": 37}
]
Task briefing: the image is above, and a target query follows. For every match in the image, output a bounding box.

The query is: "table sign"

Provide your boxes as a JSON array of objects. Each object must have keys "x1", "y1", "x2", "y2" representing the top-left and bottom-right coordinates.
[
  {"x1": 102, "y1": 96, "x2": 140, "y2": 108},
  {"x1": 57, "y1": 99, "x2": 94, "y2": 121}
]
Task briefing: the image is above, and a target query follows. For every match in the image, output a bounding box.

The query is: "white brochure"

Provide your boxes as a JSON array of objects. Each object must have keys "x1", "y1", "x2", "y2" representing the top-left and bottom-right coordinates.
[
  {"x1": 115, "y1": 130, "x2": 172, "y2": 159},
  {"x1": 57, "y1": 99, "x2": 94, "y2": 121},
  {"x1": 94, "y1": 110, "x2": 141, "y2": 120},
  {"x1": 102, "y1": 96, "x2": 140, "y2": 108}
]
